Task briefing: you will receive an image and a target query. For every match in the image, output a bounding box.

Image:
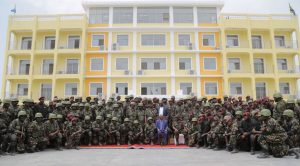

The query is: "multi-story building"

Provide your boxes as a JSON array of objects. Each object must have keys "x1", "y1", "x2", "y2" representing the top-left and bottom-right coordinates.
[{"x1": 1, "y1": 0, "x2": 300, "y2": 101}]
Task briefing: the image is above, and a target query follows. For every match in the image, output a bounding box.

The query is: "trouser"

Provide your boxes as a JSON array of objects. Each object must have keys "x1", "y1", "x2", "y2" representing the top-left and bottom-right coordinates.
[
  {"x1": 157, "y1": 131, "x2": 168, "y2": 145},
  {"x1": 9, "y1": 133, "x2": 25, "y2": 153},
  {"x1": 49, "y1": 133, "x2": 62, "y2": 149},
  {"x1": 258, "y1": 134, "x2": 288, "y2": 157},
  {"x1": 144, "y1": 131, "x2": 155, "y2": 144}
]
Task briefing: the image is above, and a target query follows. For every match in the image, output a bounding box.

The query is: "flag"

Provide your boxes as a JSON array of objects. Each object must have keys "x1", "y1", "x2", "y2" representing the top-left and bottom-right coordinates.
[
  {"x1": 11, "y1": 5, "x2": 16, "y2": 14},
  {"x1": 289, "y1": 3, "x2": 296, "y2": 16}
]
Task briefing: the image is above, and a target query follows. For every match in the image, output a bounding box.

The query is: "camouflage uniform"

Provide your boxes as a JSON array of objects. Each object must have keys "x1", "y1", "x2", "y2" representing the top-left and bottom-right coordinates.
[
  {"x1": 188, "y1": 118, "x2": 200, "y2": 147},
  {"x1": 65, "y1": 118, "x2": 82, "y2": 149},
  {"x1": 282, "y1": 109, "x2": 300, "y2": 148},
  {"x1": 108, "y1": 117, "x2": 120, "y2": 145},
  {"x1": 27, "y1": 113, "x2": 48, "y2": 152},
  {"x1": 92, "y1": 116, "x2": 106, "y2": 145},
  {"x1": 120, "y1": 118, "x2": 132, "y2": 145},
  {"x1": 130, "y1": 120, "x2": 144, "y2": 144},
  {"x1": 144, "y1": 117, "x2": 156, "y2": 145},
  {"x1": 45, "y1": 113, "x2": 62, "y2": 150},
  {"x1": 81, "y1": 116, "x2": 92, "y2": 146}
]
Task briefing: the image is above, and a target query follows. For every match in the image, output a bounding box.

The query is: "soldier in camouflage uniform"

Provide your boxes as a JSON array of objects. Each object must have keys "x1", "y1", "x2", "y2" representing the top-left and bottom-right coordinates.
[
  {"x1": 10, "y1": 98, "x2": 20, "y2": 121},
  {"x1": 173, "y1": 115, "x2": 188, "y2": 146},
  {"x1": 282, "y1": 109, "x2": 300, "y2": 148},
  {"x1": 53, "y1": 103, "x2": 66, "y2": 120},
  {"x1": 257, "y1": 109, "x2": 288, "y2": 158},
  {"x1": 45, "y1": 113, "x2": 62, "y2": 150},
  {"x1": 0, "y1": 110, "x2": 9, "y2": 155},
  {"x1": 111, "y1": 104, "x2": 122, "y2": 123},
  {"x1": 92, "y1": 116, "x2": 106, "y2": 145},
  {"x1": 27, "y1": 113, "x2": 48, "y2": 152},
  {"x1": 126, "y1": 102, "x2": 137, "y2": 122},
  {"x1": 9, "y1": 110, "x2": 29, "y2": 154},
  {"x1": 81, "y1": 116, "x2": 92, "y2": 146},
  {"x1": 144, "y1": 117, "x2": 156, "y2": 145},
  {"x1": 272, "y1": 93, "x2": 286, "y2": 122},
  {"x1": 137, "y1": 103, "x2": 146, "y2": 127},
  {"x1": 21, "y1": 99, "x2": 34, "y2": 121},
  {"x1": 224, "y1": 115, "x2": 239, "y2": 153},
  {"x1": 109, "y1": 117, "x2": 120, "y2": 145},
  {"x1": 120, "y1": 118, "x2": 132, "y2": 145},
  {"x1": 131, "y1": 120, "x2": 144, "y2": 145},
  {"x1": 65, "y1": 118, "x2": 82, "y2": 149},
  {"x1": 187, "y1": 118, "x2": 200, "y2": 147}
]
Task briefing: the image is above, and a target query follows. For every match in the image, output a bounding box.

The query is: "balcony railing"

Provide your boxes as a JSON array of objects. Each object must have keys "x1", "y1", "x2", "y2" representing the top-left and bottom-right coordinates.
[
  {"x1": 252, "y1": 40, "x2": 272, "y2": 49},
  {"x1": 275, "y1": 40, "x2": 298, "y2": 49},
  {"x1": 56, "y1": 70, "x2": 79, "y2": 75}
]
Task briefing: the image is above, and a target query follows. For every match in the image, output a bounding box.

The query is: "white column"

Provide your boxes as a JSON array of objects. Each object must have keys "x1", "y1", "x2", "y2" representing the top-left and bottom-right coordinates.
[
  {"x1": 107, "y1": 78, "x2": 111, "y2": 98},
  {"x1": 297, "y1": 79, "x2": 300, "y2": 98},
  {"x1": 107, "y1": 32, "x2": 112, "y2": 75},
  {"x1": 109, "y1": 7, "x2": 113, "y2": 27},
  {"x1": 132, "y1": 53, "x2": 137, "y2": 96},
  {"x1": 171, "y1": 77, "x2": 176, "y2": 95},
  {"x1": 197, "y1": 77, "x2": 201, "y2": 97},
  {"x1": 171, "y1": 53, "x2": 175, "y2": 76},
  {"x1": 294, "y1": 54, "x2": 299, "y2": 73},
  {"x1": 169, "y1": 6, "x2": 174, "y2": 27},
  {"x1": 133, "y1": 6, "x2": 137, "y2": 27},
  {"x1": 133, "y1": 31, "x2": 137, "y2": 52},
  {"x1": 193, "y1": 7, "x2": 198, "y2": 27}
]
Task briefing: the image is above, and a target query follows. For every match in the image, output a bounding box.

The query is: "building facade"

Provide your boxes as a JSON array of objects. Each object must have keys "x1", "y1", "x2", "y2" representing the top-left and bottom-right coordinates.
[{"x1": 1, "y1": 0, "x2": 300, "y2": 101}]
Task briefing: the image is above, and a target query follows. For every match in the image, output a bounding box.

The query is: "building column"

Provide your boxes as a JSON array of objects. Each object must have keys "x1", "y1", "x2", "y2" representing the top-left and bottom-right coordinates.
[
  {"x1": 2, "y1": 16, "x2": 12, "y2": 98},
  {"x1": 169, "y1": 6, "x2": 174, "y2": 27},
  {"x1": 193, "y1": 7, "x2": 198, "y2": 27},
  {"x1": 251, "y1": 77, "x2": 256, "y2": 99},
  {"x1": 132, "y1": 53, "x2": 137, "y2": 96},
  {"x1": 109, "y1": 7, "x2": 113, "y2": 27},
  {"x1": 294, "y1": 54, "x2": 299, "y2": 72},
  {"x1": 133, "y1": 7, "x2": 137, "y2": 27},
  {"x1": 171, "y1": 77, "x2": 176, "y2": 96},
  {"x1": 297, "y1": 79, "x2": 300, "y2": 98}
]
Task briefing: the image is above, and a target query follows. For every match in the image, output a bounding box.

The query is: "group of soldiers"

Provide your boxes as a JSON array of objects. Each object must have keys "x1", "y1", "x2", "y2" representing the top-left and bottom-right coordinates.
[{"x1": 0, "y1": 93, "x2": 300, "y2": 158}]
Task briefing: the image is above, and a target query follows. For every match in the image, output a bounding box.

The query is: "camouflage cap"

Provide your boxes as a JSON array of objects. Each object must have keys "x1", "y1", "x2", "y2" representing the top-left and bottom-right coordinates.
[
  {"x1": 56, "y1": 103, "x2": 63, "y2": 108},
  {"x1": 242, "y1": 101, "x2": 248, "y2": 106},
  {"x1": 283, "y1": 109, "x2": 294, "y2": 118},
  {"x1": 273, "y1": 92, "x2": 282, "y2": 98},
  {"x1": 192, "y1": 117, "x2": 197, "y2": 122},
  {"x1": 56, "y1": 114, "x2": 63, "y2": 119},
  {"x1": 124, "y1": 118, "x2": 130, "y2": 122},
  {"x1": 113, "y1": 104, "x2": 119, "y2": 108},
  {"x1": 35, "y1": 112, "x2": 43, "y2": 118},
  {"x1": 112, "y1": 117, "x2": 118, "y2": 121},
  {"x1": 261, "y1": 109, "x2": 271, "y2": 117},
  {"x1": 85, "y1": 116, "x2": 91, "y2": 120},
  {"x1": 106, "y1": 114, "x2": 112, "y2": 118},
  {"x1": 49, "y1": 113, "x2": 56, "y2": 119},
  {"x1": 3, "y1": 99, "x2": 11, "y2": 104},
  {"x1": 147, "y1": 117, "x2": 153, "y2": 121},
  {"x1": 235, "y1": 111, "x2": 243, "y2": 116},
  {"x1": 96, "y1": 116, "x2": 103, "y2": 120},
  {"x1": 18, "y1": 111, "x2": 27, "y2": 117},
  {"x1": 138, "y1": 103, "x2": 143, "y2": 107},
  {"x1": 286, "y1": 99, "x2": 295, "y2": 104},
  {"x1": 11, "y1": 98, "x2": 19, "y2": 102},
  {"x1": 71, "y1": 103, "x2": 79, "y2": 107},
  {"x1": 133, "y1": 120, "x2": 139, "y2": 124}
]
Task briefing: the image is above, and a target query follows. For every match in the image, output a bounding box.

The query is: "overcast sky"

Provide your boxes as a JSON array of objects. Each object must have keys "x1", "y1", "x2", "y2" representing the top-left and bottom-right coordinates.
[{"x1": 0, "y1": 0, "x2": 299, "y2": 93}]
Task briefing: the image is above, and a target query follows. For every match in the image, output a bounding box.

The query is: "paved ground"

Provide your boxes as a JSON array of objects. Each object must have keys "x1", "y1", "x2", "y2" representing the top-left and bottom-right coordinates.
[{"x1": 0, "y1": 148, "x2": 299, "y2": 166}]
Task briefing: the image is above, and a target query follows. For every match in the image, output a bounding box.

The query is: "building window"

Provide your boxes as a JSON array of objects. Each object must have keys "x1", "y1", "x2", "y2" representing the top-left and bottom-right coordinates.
[
  {"x1": 141, "y1": 58, "x2": 166, "y2": 70},
  {"x1": 256, "y1": 82, "x2": 266, "y2": 99},
  {"x1": 173, "y1": 7, "x2": 193, "y2": 23},
  {"x1": 68, "y1": 36, "x2": 80, "y2": 49},
  {"x1": 228, "y1": 58, "x2": 240, "y2": 71},
  {"x1": 205, "y1": 82, "x2": 218, "y2": 95},
  {"x1": 116, "y1": 83, "x2": 128, "y2": 95},
  {"x1": 277, "y1": 58, "x2": 288, "y2": 70},
  {"x1": 254, "y1": 58, "x2": 264, "y2": 74},
  {"x1": 178, "y1": 34, "x2": 191, "y2": 46},
  {"x1": 137, "y1": 7, "x2": 169, "y2": 23},
  {"x1": 180, "y1": 83, "x2": 192, "y2": 95},
  {"x1": 41, "y1": 83, "x2": 52, "y2": 101},
  {"x1": 92, "y1": 35, "x2": 105, "y2": 47},
  {"x1": 116, "y1": 58, "x2": 128, "y2": 70},
  {"x1": 252, "y1": 35, "x2": 262, "y2": 49},
  {"x1": 203, "y1": 57, "x2": 216, "y2": 70},
  {"x1": 21, "y1": 37, "x2": 32, "y2": 50},
  {"x1": 113, "y1": 7, "x2": 133, "y2": 24},
  {"x1": 89, "y1": 7, "x2": 109, "y2": 24},
  {"x1": 141, "y1": 83, "x2": 167, "y2": 95},
  {"x1": 179, "y1": 58, "x2": 192, "y2": 70},
  {"x1": 90, "y1": 58, "x2": 103, "y2": 71},
  {"x1": 230, "y1": 82, "x2": 242, "y2": 95},
  {"x1": 42, "y1": 59, "x2": 54, "y2": 75},
  {"x1": 17, "y1": 84, "x2": 28, "y2": 96},
  {"x1": 19, "y1": 60, "x2": 30, "y2": 75},
  {"x1": 44, "y1": 36, "x2": 55, "y2": 49},
  {"x1": 280, "y1": 82, "x2": 290, "y2": 94},
  {"x1": 117, "y1": 35, "x2": 129, "y2": 46},
  {"x1": 203, "y1": 34, "x2": 215, "y2": 46},
  {"x1": 226, "y1": 35, "x2": 239, "y2": 47},
  {"x1": 275, "y1": 36, "x2": 285, "y2": 48},
  {"x1": 90, "y1": 83, "x2": 103, "y2": 96},
  {"x1": 141, "y1": 34, "x2": 165, "y2": 46},
  {"x1": 66, "y1": 59, "x2": 79, "y2": 74},
  {"x1": 197, "y1": 7, "x2": 217, "y2": 23},
  {"x1": 65, "y1": 83, "x2": 78, "y2": 96}
]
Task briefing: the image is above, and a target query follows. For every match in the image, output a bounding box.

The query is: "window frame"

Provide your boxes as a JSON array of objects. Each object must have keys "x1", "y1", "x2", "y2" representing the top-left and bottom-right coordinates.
[
  {"x1": 226, "y1": 34, "x2": 240, "y2": 47},
  {"x1": 65, "y1": 59, "x2": 79, "y2": 74},
  {"x1": 178, "y1": 57, "x2": 192, "y2": 70},
  {"x1": 64, "y1": 83, "x2": 78, "y2": 96},
  {"x1": 140, "y1": 34, "x2": 166, "y2": 46},
  {"x1": 115, "y1": 57, "x2": 129, "y2": 71},
  {"x1": 115, "y1": 82, "x2": 129, "y2": 95},
  {"x1": 230, "y1": 82, "x2": 243, "y2": 96},
  {"x1": 90, "y1": 58, "x2": 104, "y2": 71},
  {"x1": 140, "y1": 57, "x2": 167, "y2": 70},
  {"x1": 202, "y1": 34, "x2": 216, "y2": 47},
  {"x1": 179, "y1": 82, "x2": 193, "y2": 95},
  {"x1": 204, "y1": 81, "x2": 218, "y2": 95},
  {"x1": 89, "y1": 82, "x2": 103, "y2": 96},
  {"x1": 91, "y1": 34, "x2": 105, "y2": 48},
  {"x1": 17, "y1": 83, "x2": 28, "y2": 96},
  {"x1": 203, "y1": 57, "x2": 217, "y2": 71}
]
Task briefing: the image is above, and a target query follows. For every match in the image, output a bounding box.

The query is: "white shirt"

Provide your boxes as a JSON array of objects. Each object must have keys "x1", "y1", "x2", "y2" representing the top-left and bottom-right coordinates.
[{"x1": 159, "y1": 107, "x2": 164, "y2": 116}]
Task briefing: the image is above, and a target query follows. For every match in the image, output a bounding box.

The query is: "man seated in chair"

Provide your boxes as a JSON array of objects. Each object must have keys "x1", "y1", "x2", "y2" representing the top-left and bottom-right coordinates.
[{"x1": 156, "y1": 115, "x2": 168, "y2": 145}]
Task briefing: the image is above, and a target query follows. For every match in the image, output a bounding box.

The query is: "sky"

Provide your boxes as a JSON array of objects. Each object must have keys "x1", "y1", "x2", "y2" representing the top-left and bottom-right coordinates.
[{"x1": 0, "y1": 0, "x2": 299, "y2": 93}]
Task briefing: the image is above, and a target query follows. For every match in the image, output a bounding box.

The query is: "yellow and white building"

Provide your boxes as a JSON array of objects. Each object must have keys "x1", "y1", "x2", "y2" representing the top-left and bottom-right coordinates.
[{"x1": 1, "y1": 0, "x2": 300, "y2": 101}]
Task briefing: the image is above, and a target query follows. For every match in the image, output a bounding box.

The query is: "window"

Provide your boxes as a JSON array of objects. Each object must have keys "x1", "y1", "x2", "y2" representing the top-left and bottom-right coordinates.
[
  {"x1": 92, "y1": 35, "x2": 105, "y2": 47},
  {"x1": 90, "y1": 58, "x2": 104, "y2": 71},
  {"x1": 116, "y1": 58, "x2": 128, "y2": 70},
  {"x1": 227, "y1": 35, "x2": 239, "y2": 47},
  {"x1": 19, "y1": 60, "x2": 30, "y2": 75},
  {"x1": 256, "y1": 82, "x2": 266, "y2": 99},
  {"x1": 41, "y1": 83, "x2": 52, "y2": 101},
  {"x1": 90, "y1": 83, "x2": 103, "y2": 96},
  {"x1": 141, "y1": 58, "x2": 166, "y2": 70},
  {"x1": 65, "y1": 83, "x2": 78, "y2": 96},
  {"x1": 113, "y1": 7, "x2": 133, "y2": 24},
  {"x1": 68, "y1": 36, "x2": 80, "y2": 49},
  {"x1": 254, "y1": 58, "x2": 264, "y2": 74},
  {"x1": 228, "y1": 58, "x2": 240, "y2": 71},
  {"x1": 44, "y1": 36, "x2": 55, "y2": 49},
  {"x1": 137, "y1": 7, "x2": 169, "y2": 23},
  {"x1": 205, "y1": 82, "x2": 218, "y2": 95},
  {"x1": 252, "y1": 36, "x2": 262, "y2": 49},
  {"x1": 180, "y1": 83, "x2": 192, "y2": 95},
  {"x1": 66, "y1": 59, "x2": 79, "y2": 74},
  {"x1": 197, "y1": 7, "x2": 217, "y2": 23},
  {"x1": 230, "y1": 82, "x2": 242, "y2": 95},
  {"x1": 173, "y1": 7, "x2": 193, "y2": 23},
  {"x1": 141, "y1": 34, "x2": 165, "y2": 46},
  {"x1": 117, "y1": 35, "x2": 129, "y2": 46},
  {"x1": 89, "y1": 7, "x2": 109, "y2": 24},
  {"x1": 17, "y1": 84, "x2": 28, "y2": 96},
  {"x1": 42, "y1": 59, "x2": 54, "y2": 75},
  {"x1": 141, "y1": 83, "x2": 167, "y2": 95},
  {"x1": 275, "y1": 36, "x2": 285, "y2": 48},
  {"x1": 21, "y1": 37, "x2": 32, "y2": 50},
  {"x1": 178, "y1": 34, "x2": 190, "y2": 46},
  {"x1": 203, "y1": 34, "x2": 215, "y2": 46},
  {"x1": 277, "y1": 58, "x2": 288, "y2": 70},
  {"x1": 179, "y1": 58, "x2": 191, "y2": 70},
  {"x1": 116, "y1": 83, "x2": 128, "y2": 95},
  {"x1": 280, "y1": 82, "x2": 290, "y2": 94},
  {"x1": 204, "y1": 57, "x2": 216, "y2": 70}
]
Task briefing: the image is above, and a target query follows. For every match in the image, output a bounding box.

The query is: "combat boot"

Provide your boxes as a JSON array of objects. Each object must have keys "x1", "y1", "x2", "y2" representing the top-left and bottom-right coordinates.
[
  {"x1": 288, "y1": 148, "x2": 300, "y2": 159},
  {"x1": 257, "y1": 150, "x2": 269, "y2": 159},
  {"x1": 250, "y1": 148, "x2": 255, "y2": 155}
]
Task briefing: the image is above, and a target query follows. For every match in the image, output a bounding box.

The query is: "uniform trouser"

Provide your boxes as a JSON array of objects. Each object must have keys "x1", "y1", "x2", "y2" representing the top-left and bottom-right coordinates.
[
  {"x1": 93, "y1": 131, "x2": 106, "y2": 144},
  {"x1": 258, "y1": 134, "x2": 288, "y2": 157},
  {"x1": 188, "y1": 133, "x2": 199, "y2": 146},
  {"x1": 49, "y1": 133, "x2": 62, "y2": 148},
  {"x1": 144, "y1": 131, "x2": 155, "y2": 144},
  {"x1": 81, "y1": 131, "x2": 92, "y2": 145},
  {"x1": 10, "y1": 133, "x2": 25, "y2": 153},
  {"x1": 66, "y1": 133, "x2": 81, "y2": 148},
  {"x1": 250, "y1": 134, "x2": 260, "y2": 150},
  {"x1": 0, "y1": 134, "x2": 9, "y2": 152},
  {"x1": 286, "y1": 134, "x2": 300, "y2": 148},
  {"x1": 214, "y1": 134, "x2": 225, "y2": 148},
  {"x1": 157, "y1": 131, "x2": 168, "y2": 145},
  {"x1": 110, "y1": 132, "x2": 120, "y2": 144}
]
